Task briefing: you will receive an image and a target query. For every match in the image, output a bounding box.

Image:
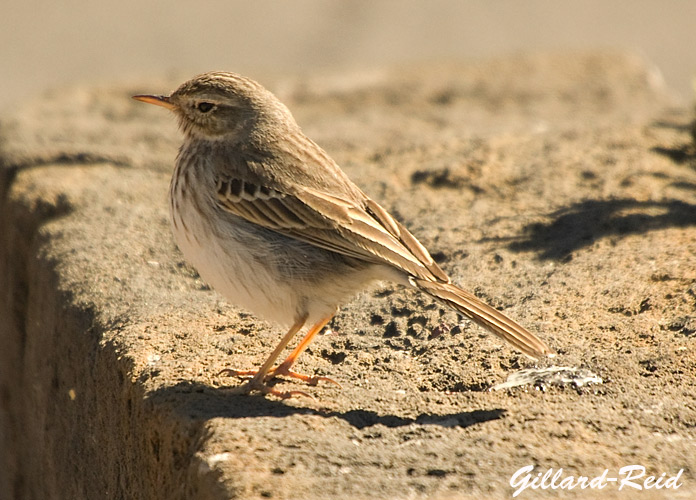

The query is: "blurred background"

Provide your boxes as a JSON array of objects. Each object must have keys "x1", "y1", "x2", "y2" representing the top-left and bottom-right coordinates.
[{"x1": 3, "y1": 0, "x2": 695, "y2": 111}]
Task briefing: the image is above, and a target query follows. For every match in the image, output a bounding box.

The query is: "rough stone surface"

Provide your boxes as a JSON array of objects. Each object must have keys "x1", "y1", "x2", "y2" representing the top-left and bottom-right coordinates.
[{"x1": 1, "y1": 52, "x2": 695, "y2": 499}]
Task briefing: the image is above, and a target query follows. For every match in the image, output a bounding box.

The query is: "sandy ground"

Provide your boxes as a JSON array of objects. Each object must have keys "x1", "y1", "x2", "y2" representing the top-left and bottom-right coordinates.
[{"x1": 1, "y1": 51, "x2": 696, "y2": 499}]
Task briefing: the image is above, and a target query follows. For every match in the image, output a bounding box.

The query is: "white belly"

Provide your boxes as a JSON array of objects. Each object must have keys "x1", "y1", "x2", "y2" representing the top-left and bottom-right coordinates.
[{"x1": 171, "y1": 200, "x2": 302, "y2": 327}]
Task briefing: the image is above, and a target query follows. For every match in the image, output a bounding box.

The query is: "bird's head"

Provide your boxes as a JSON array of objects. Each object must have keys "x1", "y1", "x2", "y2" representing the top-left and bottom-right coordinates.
[{"x1": 133, "y1": 72, "x2": 294, "y2": 141}]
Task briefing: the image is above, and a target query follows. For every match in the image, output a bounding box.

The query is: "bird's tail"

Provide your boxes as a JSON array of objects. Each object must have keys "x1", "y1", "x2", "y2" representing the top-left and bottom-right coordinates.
[{"x1": 412, "y1": 278, "x2": 552, "y2": 359}]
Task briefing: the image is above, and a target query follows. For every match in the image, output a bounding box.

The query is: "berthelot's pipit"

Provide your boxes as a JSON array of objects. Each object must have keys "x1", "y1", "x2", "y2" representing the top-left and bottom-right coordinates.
[{"x1": 133, "y1": 72, "x2": 552, "y2": 399}]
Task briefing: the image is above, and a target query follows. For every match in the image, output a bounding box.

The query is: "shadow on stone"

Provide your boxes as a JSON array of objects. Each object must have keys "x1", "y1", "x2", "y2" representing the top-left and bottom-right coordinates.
[
  {"x1": 146, "y1": 381, "x2": 505, "y2": 430},
  {"x1": 651, "y1": 144, "x2": 696, "y2": 165},
  {"x1": 499, "y1": 198, "x2": 696, "y2": 261}
]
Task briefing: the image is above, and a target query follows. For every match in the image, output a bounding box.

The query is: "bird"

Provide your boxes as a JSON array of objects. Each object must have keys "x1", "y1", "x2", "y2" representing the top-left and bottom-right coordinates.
[{"x1": 133, "y1": 72, "x2": 552, "y2": 398}]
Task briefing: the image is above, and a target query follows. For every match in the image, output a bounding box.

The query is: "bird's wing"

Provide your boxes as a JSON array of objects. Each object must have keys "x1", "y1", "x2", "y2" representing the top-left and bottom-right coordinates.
[{"x1": 214, "y1": 175, "x2": 449, "y2": 282}]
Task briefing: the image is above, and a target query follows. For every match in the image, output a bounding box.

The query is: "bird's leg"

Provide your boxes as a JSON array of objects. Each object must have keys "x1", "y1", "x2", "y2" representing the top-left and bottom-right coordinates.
[
  {"x1": 219, "y1": 312, "x2": 340, "y2": 398},
  {"x1": 270, "y1": 313, "x2": 340, "y2": 387},
  {"x1": 220, "y1": 314, "x2": 310, "y2": 398}
]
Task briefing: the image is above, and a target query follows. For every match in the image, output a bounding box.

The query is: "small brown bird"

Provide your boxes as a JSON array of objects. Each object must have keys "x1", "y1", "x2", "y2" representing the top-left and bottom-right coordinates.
[{"x1": 133, "y1": 72, "x2": 551, "y2": 398}]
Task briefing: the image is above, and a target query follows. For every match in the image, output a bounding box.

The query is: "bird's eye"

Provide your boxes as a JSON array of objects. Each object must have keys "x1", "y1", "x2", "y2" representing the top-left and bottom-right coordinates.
[{"x1": 196, "y1": 102, "x2": 215, "y2": 113}]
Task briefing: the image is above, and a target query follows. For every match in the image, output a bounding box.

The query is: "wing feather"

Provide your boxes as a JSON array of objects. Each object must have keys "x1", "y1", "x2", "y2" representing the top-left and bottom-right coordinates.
[{"x1": 214, "y1": 177, "x2": 448, "y2": 281}]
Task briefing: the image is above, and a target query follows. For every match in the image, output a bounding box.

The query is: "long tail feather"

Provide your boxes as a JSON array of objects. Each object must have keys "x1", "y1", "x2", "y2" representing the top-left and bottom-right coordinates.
[{"x1": 413, "y1": 279, "x2": 552, "y2": 359}]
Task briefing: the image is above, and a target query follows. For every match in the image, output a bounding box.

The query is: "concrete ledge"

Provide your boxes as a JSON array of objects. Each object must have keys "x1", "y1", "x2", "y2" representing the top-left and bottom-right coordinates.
[{"x1": 2, "y1": 52, "x2": 696, "y2": 499}]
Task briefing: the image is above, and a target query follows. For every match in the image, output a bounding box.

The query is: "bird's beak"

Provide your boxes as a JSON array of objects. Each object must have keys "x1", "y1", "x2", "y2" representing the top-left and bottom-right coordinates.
[{"x1": 132, "y1": 94, "x2": 176, "y2": 111}]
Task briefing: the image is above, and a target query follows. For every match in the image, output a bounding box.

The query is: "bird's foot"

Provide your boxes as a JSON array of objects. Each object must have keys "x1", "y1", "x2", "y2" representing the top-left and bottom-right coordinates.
[
  {"x1": 269, "y1": 361, "x2": 342, "y2": 388},
  {"x1": 219, "y1": 362, "x2": 340, "y2": 399},
  {"x1": 225, "y1": 378, "x2": 316, "y2": 400}
]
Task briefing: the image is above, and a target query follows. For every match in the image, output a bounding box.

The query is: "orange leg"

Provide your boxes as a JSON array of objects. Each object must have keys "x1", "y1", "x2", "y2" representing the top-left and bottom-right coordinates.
[
  {"x1": 219, "y1": 312, "x2": 339, "y2": 398},
  {"x1": 271, "y1": 313, "x2": 340, "y2": 387},
  {"x1": 220, "y1": 314, "x2": 308, "y2": 398}
]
